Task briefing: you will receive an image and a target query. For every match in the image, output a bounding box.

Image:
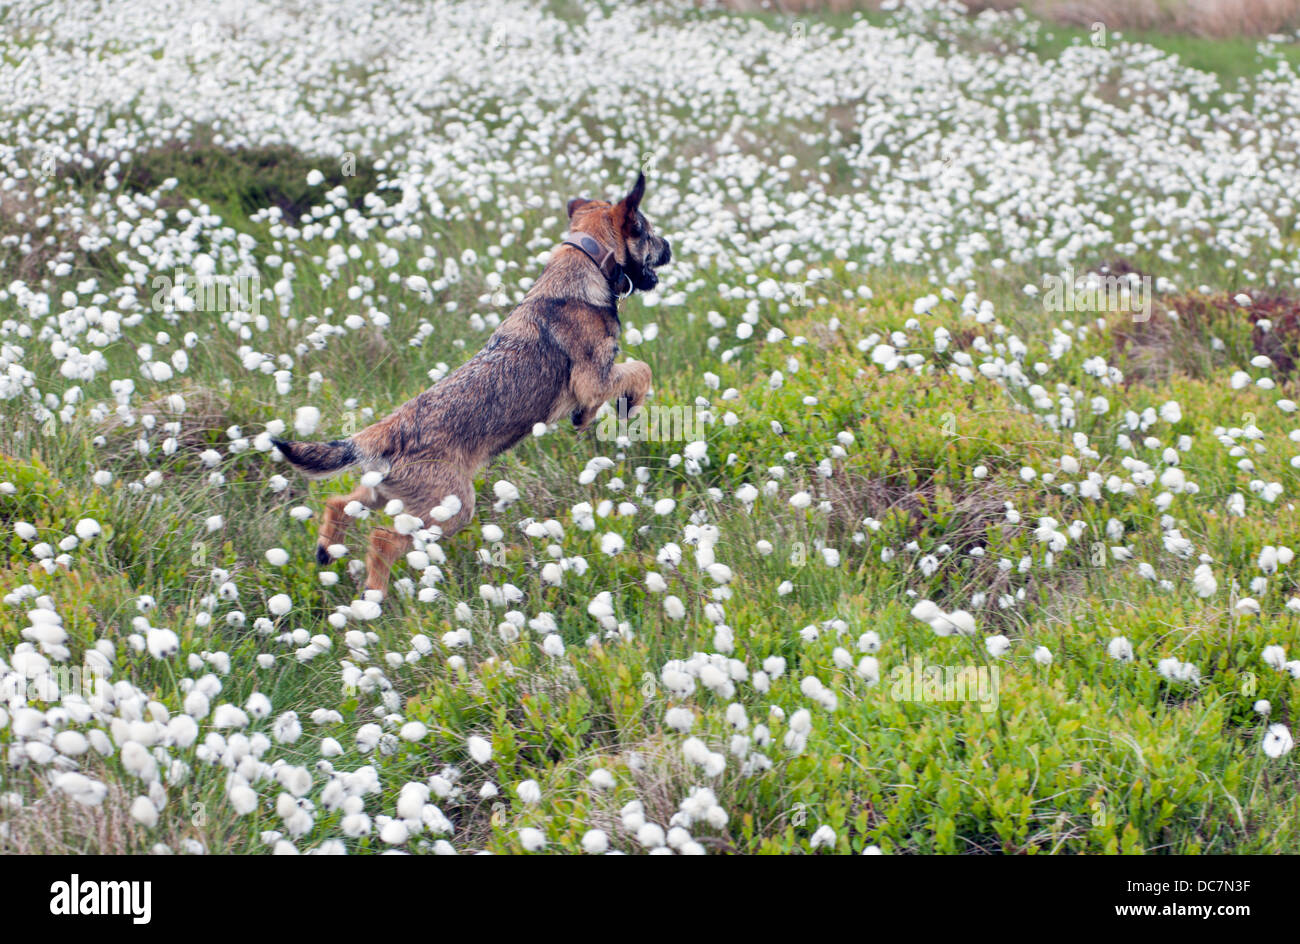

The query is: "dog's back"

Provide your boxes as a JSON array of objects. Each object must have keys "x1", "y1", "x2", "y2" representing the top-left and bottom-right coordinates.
[{"x1": 357, "y1": 297, "x2": 586, "y2": 472}]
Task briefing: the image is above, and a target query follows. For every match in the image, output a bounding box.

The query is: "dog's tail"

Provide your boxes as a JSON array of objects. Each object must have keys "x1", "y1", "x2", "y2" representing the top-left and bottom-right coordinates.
[{"x1": 272, "y1": 437, "x2": 360, "y2": 479}]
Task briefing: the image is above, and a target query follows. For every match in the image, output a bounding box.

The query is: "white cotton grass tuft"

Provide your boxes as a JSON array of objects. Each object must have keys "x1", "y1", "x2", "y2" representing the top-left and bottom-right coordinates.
[
  {"x1": 394, "y1": 514, "x2": 423, "y2": 535},
  {"x1": 665, "y1": 707, "x2": 694, "y2": 732},
  {"x1": 245, "y1": 693, "x2": 272, "y2": 719},
  {"x1": 399, "y1": 721, "x2": 427, "y2": 742},
  {"x1": 947, "y1": 610, "x2": 976, "y2": 636},
  {"x1": 910, "y1": 600, "x2": 941, "y2": 623},
  {"x1": 1263, "y1": 724, "x2": 1294, "y2": 759},
  {"x1": 909, "y1": 600, "x2": 976, "y2": 638},
  {"x1": 810, "y1": 825, "x2": 836, "y2": 850},
  {"x1": 293, "y1": 406, "x2": 321, "y2": 436},
  {"x1": 468, "y1": 735, "x2": 492, "y2": 764},
  {"x1": 130, "y1": 796, "x2": 158, "y2": 828},
  {"x1": 145, "y1": 627, "x2": 179, "y2": 660}
]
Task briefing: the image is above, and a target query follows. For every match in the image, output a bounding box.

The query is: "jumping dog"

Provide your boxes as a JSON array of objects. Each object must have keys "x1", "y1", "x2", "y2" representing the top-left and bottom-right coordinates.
[{"x1": 273, "y1": 172, "x2": 672, "y2": 595}]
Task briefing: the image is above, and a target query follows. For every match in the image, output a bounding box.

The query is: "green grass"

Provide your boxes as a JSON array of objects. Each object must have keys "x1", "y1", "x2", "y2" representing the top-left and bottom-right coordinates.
[
  {"x1": 1026, "y1": 22, "x2": 1300, "y2": 81},
  {"x1": 4, "y1": 220, "x2": 1300, "y2": 851}
]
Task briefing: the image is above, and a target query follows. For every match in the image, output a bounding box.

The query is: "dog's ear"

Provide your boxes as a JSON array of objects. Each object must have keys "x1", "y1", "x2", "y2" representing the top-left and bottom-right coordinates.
[
  {"x1": 613, "y1": 172, "x2": 646, "y2": 233},
  {"x1": 567, "y1": 197, "x2": 591, "y2": 219},
  {"x1": 620, "y1": 172, "x2": 646, "y2": 216},
  {"x1": 618, "y1": 171, "x2": 644, "y2": 214}
]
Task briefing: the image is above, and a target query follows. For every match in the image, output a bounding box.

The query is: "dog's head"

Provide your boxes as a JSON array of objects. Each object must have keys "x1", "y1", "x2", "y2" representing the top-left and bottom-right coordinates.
[{"x1": 567, "y1": 172, "x2": 672, "y2": 293}]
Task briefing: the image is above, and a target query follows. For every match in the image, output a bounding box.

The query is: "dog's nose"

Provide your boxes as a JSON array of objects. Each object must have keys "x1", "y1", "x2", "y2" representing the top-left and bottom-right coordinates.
[{"x1": 658, "y1": 239, "x2": 672, "y2": 266}]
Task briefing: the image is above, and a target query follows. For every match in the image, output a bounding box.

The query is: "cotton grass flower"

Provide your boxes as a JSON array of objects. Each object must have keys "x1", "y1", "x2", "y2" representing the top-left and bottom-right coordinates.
[
  {"x1": 145, "y1": 627, "x2": 179, "y2": 660},
  {"x1": 293, "y1": 406, "x2": 321, "y2": 436},
  {"x1": 74, "y1": 518, "x2": 101, "y2": 540},
  {"x1": 1107, "y1": 637, "x2": 1134, "y2": 662},
  {"x1": 810, "y1": 825, "x2": 836, "y2": 849},
  {"x1": 1263, "y1": 724, "x2": 1294, "y2": 759},
  {"x1": 468, "y1": 735, "x2": 492, "y2": 764}
]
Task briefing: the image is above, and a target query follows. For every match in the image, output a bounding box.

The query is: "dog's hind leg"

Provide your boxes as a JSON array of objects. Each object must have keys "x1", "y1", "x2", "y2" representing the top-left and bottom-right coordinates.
[
  {"x1": 318, "y1": 485, "x2": 379, "y2": 565},
  {"x1": 363, "y1": 470, "x2": 476, "y2": 597},
  {"x1": 363, "y1": 527, "x2": 413, "y2": 596},
  {"x1": 411, "y1": 472, "x2": 477, "y2": 550}
]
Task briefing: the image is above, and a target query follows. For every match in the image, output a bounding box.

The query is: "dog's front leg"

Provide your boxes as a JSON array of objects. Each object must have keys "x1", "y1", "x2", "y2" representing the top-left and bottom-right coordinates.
[
  {"x1": 570, "y1": 358, "x2": 652, "y2": 430},
  {"x1": 612, "y1": 358, "x2": 652, "y2": 416}
]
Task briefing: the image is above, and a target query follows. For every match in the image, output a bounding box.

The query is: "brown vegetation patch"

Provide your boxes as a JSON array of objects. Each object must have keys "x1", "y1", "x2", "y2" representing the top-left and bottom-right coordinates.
[
  {"x1": 713, "y1": 0, "x2": 1300, "y2": 36},
  {"x1": 59, "y1": 128, "x2": 381, "y2": 226},
  {"x1": 1237, "y1": 291, "x2": 1300, "y2": 375},
  {"x1": 712, "y1": 0, "x2": 1300, "y2": 36},
  {"x1": 0, "y1": 767, "x2": 206, "y2": 854},
  {"x1": 1008, "y1": 0, "x2": 1300, "y2": 36},
  {"x1": 97, "y1": 384, "x2": 234, "y2": 460},
  {"x1": 1115, "y1": 290, "x2": 1300, "y2": 384},
  {"x1": 1095, "y1": 257, "x2": 1154, "y2": 283},
  {"x1": 821, "y1": 467, "x2": 1032, "y2": 620},
  {"x1": 823, "y1": 466, "x2": 1013, "y2": 550},
  {"x1": 0, "y1": 183, "x2": 91, "y2": 284}
]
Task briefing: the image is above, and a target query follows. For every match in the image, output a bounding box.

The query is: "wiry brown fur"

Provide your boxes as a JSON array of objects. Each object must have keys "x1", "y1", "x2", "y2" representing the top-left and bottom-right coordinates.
[{"x1": 274, "y1": 173, "x2": 672, "y2": 596}]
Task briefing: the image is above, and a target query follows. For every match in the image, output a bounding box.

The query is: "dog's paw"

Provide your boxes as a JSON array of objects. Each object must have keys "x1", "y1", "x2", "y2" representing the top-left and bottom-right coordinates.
[
  {"x1": 615, "y1": 393, "x2": 643, "y2": 419},
  {"x1": 571, "y1": 405, "x2": 598, "y2": 430},
  {"x1": 315, "y1": 544, "x2": 332, "y2": 566}
]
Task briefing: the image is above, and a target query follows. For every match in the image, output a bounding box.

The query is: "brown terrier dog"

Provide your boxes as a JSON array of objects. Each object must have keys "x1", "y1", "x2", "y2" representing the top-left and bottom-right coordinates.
[{"x1": 273, "y1": 172, "x2": 671, "y2": 596}]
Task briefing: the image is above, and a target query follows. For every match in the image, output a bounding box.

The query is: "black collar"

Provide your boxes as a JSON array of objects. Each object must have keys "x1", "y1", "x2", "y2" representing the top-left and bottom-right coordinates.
[{"x1": 561, "y1": 232, "x2": 632, "y2": 299}]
